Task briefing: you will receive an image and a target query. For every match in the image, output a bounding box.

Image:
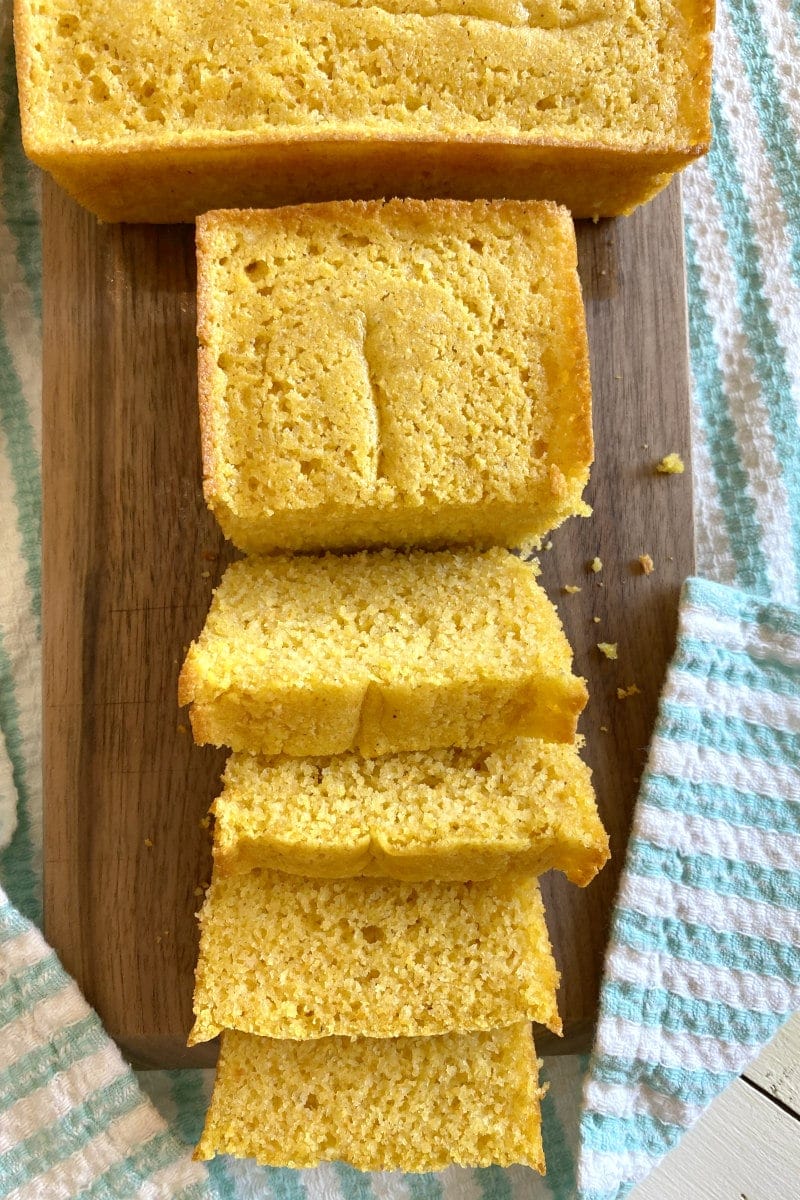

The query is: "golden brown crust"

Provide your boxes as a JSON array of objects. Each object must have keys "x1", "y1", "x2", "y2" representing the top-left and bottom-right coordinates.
[
  {"x1": 195, "y1": 217, "x2": 224, "y2": 510},
  {"x1": 214, "y1": 833, "x2": 610, "y2": 887},
  {"x1": 26, "y1": 138, "x2": 705, "y2": 223},
  {"x1": 681, "y1": 0, "x2": 716, "y2": 146},
  {"x1": 12, "y1": 2, "x2": 33, "y2": 136},
  {"x1": 176, "y1": 652, "x2": 196, "y2": 709},
  {"x1": 200, "y1": 196, "x2": 569, "y2": 229}
]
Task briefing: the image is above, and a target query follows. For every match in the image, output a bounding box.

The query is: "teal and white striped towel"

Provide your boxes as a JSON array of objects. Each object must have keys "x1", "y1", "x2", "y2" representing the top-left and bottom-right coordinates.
[
  {"x1": 578, "y1": 580, "x2": 800, "y2": 1197},
  {"x1": 2, "y1": 0, "x2": 800, "y2": 1195},
  {"x1": 0, "y1": 897, "x2": 208, "y2": 1198}
]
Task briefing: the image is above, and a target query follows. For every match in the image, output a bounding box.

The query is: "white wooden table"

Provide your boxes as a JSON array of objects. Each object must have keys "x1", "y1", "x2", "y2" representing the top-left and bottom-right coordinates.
[{"x1": 632, "y1": 1014, "x2": 800, "y2": 1196}]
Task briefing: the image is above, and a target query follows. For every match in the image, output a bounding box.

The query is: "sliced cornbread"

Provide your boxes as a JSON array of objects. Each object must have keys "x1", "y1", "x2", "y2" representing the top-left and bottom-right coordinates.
[
  {"x1": 196, "y1": 1025, "x2": 546, "y2": 1171},
  {"x1": 15, "y1": 1, "x2": 714, "y2": 221},
  {"x1": 190, "y1": 868, "x2": 560, "y2": 1043},
  {"x1": 212, "y1": 738, "x2": 608, "y2": 884},
  {"x1": 178, "y1": 547, "x2": 587, "y2": 756},
  {"x1": 197, "y1": 200, "x2": 592, "y2": 554}
]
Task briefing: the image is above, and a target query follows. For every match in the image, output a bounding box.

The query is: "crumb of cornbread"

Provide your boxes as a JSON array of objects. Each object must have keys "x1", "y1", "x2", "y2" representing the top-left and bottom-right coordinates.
[
  {"x1": 638, "y1": 553, "x2": 655, "y2": 574},
  {"x1": 211, "y1": 738, "x2": 609, "y2": 885},
  {"x1": 197, "y1": 200, "x2": 592, "y2": 554},
  {"x1": 617, "y1": 684, "x2": 641, "y2": 699},
  {"x1": 195, "y1": 1025, "x2": 546, "y2": 1172},
  {"x1": 656, "y1": 453, "x2": 685, "y2": 474},
  {"x1": 15, "y1": 1, "x2": 714, "y2": 222},
  {"x1": 563, "y1": 584, "x2": 581, "y2": 594},
  {"x1": 597, "y1": 642, "x2": 618, "y2": 660},
  {"x1": 590, "y1": 556, "x2": 603, "y2": 573},
  {"x1": 190, "y1": 868, "x2": 560, "y2": 1043},
  {"x1": 179, "y1": 547, "x2": 588, "y2": 757}
]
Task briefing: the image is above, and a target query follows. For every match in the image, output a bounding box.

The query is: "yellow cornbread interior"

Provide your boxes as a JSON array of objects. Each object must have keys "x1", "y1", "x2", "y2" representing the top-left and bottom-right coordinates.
[
  {"x1": 198, "y1": 200, "x2": 592, "y2": 553},
  {"x1": 21, "y1": 0, "x2": 709, "y2": 151},
  {"x1": 178, "y1": 547, "x2": 587, "y2": 756},
  {"x1": 196, "y1": 1025, "x2": 546, "y2": 1171},
  {"x1": 213, "y1": 738, "x2": 609, "y2": 884},
  {"x1": 190, "y1": 869, "x2": 560, "y2": 1043}
]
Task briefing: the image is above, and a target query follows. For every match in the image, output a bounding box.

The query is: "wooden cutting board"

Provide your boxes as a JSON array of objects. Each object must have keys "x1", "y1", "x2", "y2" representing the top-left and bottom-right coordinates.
[{"x1": 42, "y1": 176, "x2": 694, "y2": 1069}]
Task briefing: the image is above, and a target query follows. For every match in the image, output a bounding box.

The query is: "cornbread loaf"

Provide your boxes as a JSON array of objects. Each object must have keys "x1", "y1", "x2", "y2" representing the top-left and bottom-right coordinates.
[
  {"x1": 179, "y1": 547, "x2": 587, "y2": 756},
  {"x1": 197, "y1": 200, "x2": 592, "y2": 554},
  {"x1": 190, "y1": 868, "x2": 560, "y2": 1043},
  {"x1": 15, "y1": 1, "x2": 714, "y2": 222},
  {"x1": 196, "y1": 1025, "x2": 546, "y2": 1171},
  {"x1": 213, "y1": 738, "x2": 609, "y2": 884}
]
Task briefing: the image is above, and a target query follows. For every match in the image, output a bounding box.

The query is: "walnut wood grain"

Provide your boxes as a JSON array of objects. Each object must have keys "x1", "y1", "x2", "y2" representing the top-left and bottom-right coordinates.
[{"x1": 42, "y1": 177, "x2": 693, "y2": 1069}]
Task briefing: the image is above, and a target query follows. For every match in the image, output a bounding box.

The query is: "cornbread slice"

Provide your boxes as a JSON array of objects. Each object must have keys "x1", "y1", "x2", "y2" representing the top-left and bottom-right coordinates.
[
  {"x1": 197, "y1": 200, "x2": 592, "y2": 554},
  {"x1": 213, "y1": 738, "x2": 609, "y2": 884},
  {"x1": 15, "y1": 1, "x2": 713, "y2": 222},
  {"x1": 178, "y1": 547, "x2": 588, "y2": 756},
  {"x1": 196, "y1": 1025, "x2": 546, "y2": 1171},
  {"x1": 190, "y1": 869, "x2": 560, "y2": 1043}
]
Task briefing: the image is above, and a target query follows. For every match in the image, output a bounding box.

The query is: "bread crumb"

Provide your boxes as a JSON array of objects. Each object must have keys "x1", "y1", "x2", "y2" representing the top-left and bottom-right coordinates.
[
  {"x1": 656, "y1": 453, "x2": 685, "y2": 475},
  {"x1": 155, "y1": 934, "x2": 162, "y2": 944},
  {"x1": 638, "y1": 554, "x2": 654, "y2": 575},
  {"x1": 199, "y1": 815, "x2": 211, "y2": 830},
  {"x1": 201, "y1": 570, "x2": 211, "y2": 579},
  {"x1": 617, "y1": 684, "x2": 641, "y2": 700},
  {"x1": 597, "y1": 642, "x2": 618, "y2": 660},
  {"x1": 563, "y1": 585, "x2": 581, "y2": 594},
  {"x1": 144, "y1": 837, "x2": 154, "y2": 848},
  {"x1": 194, "y1": 886, "x2": 206, "y2": 897},
  {"x1": 593, "y1": 616, "x2": 601, "y2": 624},
  {"x1": 590, "y1": 557, "x2": 602, "y2": 573},
  {"x1": 600, "y1": 725, "x2": 609, "y2": 732},
  {"x1": 544, "y1": 540, "x2": 553, "y2": 551}
]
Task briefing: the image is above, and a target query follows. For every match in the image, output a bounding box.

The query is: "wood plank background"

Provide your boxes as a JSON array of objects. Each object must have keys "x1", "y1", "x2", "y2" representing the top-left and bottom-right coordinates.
[{"x1": 41, "y1": 176, "x2": 694, "y2": 1069}]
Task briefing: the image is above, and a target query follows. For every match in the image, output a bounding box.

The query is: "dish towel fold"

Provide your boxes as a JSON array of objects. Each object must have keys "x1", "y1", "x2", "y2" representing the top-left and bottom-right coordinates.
[
  {"x1": 578, "y1": 580, "x2": 800, "y2": 1198},
  {"x1": 1, "y1": 0, "x2": 800, "y2": 1196}
]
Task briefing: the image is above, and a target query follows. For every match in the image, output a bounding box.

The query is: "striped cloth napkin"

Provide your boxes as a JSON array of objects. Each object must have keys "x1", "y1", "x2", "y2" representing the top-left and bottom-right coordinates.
[{"x1": 1, "y1": 1, "x2": 799, "y2": 1198}]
